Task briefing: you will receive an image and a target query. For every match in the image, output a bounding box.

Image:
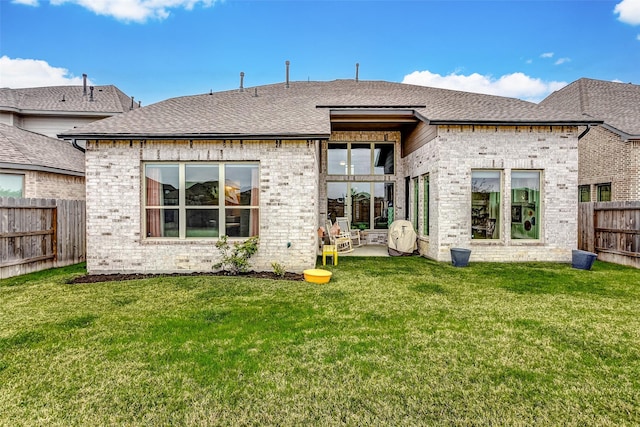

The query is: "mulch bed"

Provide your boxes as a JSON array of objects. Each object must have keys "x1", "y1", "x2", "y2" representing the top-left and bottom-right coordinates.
[{"x1": 67, "y1": 270, "x2": 305, "y2": 284}]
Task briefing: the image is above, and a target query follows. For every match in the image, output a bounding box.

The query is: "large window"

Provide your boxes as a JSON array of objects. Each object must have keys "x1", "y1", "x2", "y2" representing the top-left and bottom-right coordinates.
[
  {"x1": 471, "y1": 171, "x2": 501, "y2": 239},
  {"x1": 422, "y1": 174, "x2": 429, "y2": 236},
  {"x1": 0, "y1": 173, "x2": 24, "y2": 197},
  {"x1": 597, "y1": 183, "x2": 611, "y2": 202},
  {"x1": 327, "y1": 142, "x2": 394, "y2": 175},
  {"x1": 579, "y1": 185, "x2": 591, "y2": 202},
  {"x1": 511, "y1": 171, "x2": 541, "y2": 240},
  {"x1": 144, "y1": 163, "x2": 259, "y2": 239},
  {"x1": 327, "y1": 182, "x2": 394, "y2": 230}
]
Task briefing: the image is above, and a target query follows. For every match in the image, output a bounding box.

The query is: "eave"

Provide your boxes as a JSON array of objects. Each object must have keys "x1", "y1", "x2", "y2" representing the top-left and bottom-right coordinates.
[
  {"x1": 426, "y1": 119, "x2": 603, "y2": 126},
  {"x1": 0, "y1": 107, "x2": 122, "y2": 117},
  {"x1": 57, "y1": 132, "x2": 332, "y2": 141},
  {"x1": 601, "y1": 123, "x2": 640, "y2": 142},
  {"x1": 0, "y1": 162, "x2": 85, "y2": 177}
]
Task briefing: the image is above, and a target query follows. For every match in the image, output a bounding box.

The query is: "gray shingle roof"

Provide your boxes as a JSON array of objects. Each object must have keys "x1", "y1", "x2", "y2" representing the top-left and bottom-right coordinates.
[
  {"x1": 59, "y1": 80, "x2": 592, "y2": 139},
  {"x1": 540, "y1": 78, "x2": 640, "y2": 138},
  {"x1": 0, "y1": 124, "x2": 85, "y2": 175},
  {"x1": 0, "y1": 85, "x2": 138, "y2": 115}
]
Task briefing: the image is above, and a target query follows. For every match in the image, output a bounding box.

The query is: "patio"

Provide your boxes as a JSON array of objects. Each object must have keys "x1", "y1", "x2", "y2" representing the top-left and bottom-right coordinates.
[{"x1": 341, "y1": 244, "x2": 389, "y2": 257}]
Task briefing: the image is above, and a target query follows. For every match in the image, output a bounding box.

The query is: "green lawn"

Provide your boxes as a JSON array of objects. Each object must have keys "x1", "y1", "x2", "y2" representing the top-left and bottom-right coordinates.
[{"x1": 1, "y1": 259, "x2": 639, "y2": 426}]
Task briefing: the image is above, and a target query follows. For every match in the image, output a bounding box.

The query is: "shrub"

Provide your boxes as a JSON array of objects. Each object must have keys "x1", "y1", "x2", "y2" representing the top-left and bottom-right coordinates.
[
  {"x1": 271, "y1": 262, "x2": 286, "y2": 278},
  {"x1": 213, "y1": 235, "x2": 259, "y2": 275}
]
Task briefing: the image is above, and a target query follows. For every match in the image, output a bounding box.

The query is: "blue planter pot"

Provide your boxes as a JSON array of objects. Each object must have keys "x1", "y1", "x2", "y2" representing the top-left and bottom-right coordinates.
[
  {"x1": 451, "y1": 248, "x2": 471, "y2": 267},
  {"x1": 572, "y1": 249, "x2": 597, "y2": 270}
]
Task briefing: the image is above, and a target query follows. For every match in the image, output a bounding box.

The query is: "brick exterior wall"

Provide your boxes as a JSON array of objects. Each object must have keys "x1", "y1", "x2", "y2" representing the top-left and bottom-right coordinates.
[
  {"x1": 85, "y1": 139, "x2": 319, "y2": 274},
  {"x1": 578, "y1": 126, "x2": 640, "y2": 201},
  {"x1": 404, "y1": 125, "x2": 580, "y2": 263},
  {"x1": 23, "y1": 171, "x2": 85, "y2": 200},
  {"x1": 86, "y1": 125, "x2": 581, "y2": 274}
]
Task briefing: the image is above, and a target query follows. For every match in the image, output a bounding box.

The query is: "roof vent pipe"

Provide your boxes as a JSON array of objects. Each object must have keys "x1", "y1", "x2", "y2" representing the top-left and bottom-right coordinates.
[
  {"x1": 355, "y1": 63, "x2": 359, "y2": 82},
  {"x1": 130, "y1": 96, "x2": 135, "y2": 110},
  {"x1": 89, "y1": 86, "x2": 94, "y2": 102},
  {"x1": 83, "y1": 74, "x2": 87, "y2": 96},
  {"x1": 138, "y1": 101, "x2": 141, "y2": 108},
  {"x1": 285, "y1": 60, "x2": 290, "y2": 88},
  {"x1": 240, "y1": 72, "x2": 245, "y2": 92}
]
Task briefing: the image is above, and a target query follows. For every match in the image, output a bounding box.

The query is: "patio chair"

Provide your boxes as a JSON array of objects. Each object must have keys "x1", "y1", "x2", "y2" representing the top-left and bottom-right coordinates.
[
  {"x1": 325, "y1": 219, "x2": 353, "y2": 253},
  {"x1": 336, "y1": 217, "x2": 362, "y2": 247}
]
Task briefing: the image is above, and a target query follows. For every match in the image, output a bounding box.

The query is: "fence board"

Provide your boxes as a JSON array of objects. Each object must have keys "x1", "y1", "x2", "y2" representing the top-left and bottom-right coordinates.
[
  {"x1": 0, "y1": 197, "x2": 85, "y2": 279},
  {"x1": 579, "y1": 201, "x2": 640, "y2": 268}
]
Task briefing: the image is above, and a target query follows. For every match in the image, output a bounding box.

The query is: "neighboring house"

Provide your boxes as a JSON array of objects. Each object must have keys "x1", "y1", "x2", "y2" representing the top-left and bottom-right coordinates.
[
  {"x1": 540, "y1": 78, "x2": 640, "y2": 202},
  {"x1": 60, "y1": 79, "x2": 594, "y2": 274},
  {"x1": 0, "y1": 76, "x2": 139, "y2": 139},
  {"x1": 0, "y1": 123, "x2": 85, "y2": 199}
]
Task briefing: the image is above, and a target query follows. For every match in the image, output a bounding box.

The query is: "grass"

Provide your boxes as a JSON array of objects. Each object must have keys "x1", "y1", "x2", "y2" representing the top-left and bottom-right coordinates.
[{"x1": 1, "y1": 259, "x2": 639, "y2": 426}]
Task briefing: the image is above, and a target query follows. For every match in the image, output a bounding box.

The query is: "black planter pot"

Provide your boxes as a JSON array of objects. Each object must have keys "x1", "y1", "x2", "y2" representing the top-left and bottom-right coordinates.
[
  {"x1": 450, "y1": 248, "x2": 471, "y2": 267},
  {"x1": 572, "y1": 249, "x2": 597, "y2": 270}
]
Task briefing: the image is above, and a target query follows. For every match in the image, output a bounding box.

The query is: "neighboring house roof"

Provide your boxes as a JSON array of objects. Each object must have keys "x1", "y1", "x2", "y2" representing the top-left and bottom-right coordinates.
[
  {"x1": 59, "y1": 80, "x2": 593, "y2": 140},
  {"x1": 540, "y1": 78, "x2": 640, "y2": 140},
  {"x1": 0, "y1": 123, "x2": 85, "y2": 176},
  {"x1": 0, "y1": 85, "x2": 138, "y2": 117}
]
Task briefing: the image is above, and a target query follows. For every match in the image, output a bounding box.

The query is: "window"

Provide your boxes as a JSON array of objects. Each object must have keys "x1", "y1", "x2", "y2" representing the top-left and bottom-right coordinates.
[
  {"x1": 0, "y1": 173, "x2": 24, "y2": 197},
  {"x1": 579, "y1": 185, "x2": 590, "y2": 202},
  {"x1": 422, "y1": 174, "x2": 429, "y2": 236},
  {"x1": 412, "y1": 177, "x2": 419, "y2": 231},
  {"x1": 511, "y1": 171, "x2": 541, "y2": 240},
  {"x1": 472, "y1": 171, "x2": 501, "y2": 239},
  {"x1": 144, "y1": 163, "x2": 259, "y2": 239},
  {"x1": 597, "y1": 183, "x2": 611, "y2": 202},
  {"x1": 327, "y1": 182, "x2": 394, "y2": 230},
  {"x1": 328, "y1": 142, "x2": 394, "y2": 175}
]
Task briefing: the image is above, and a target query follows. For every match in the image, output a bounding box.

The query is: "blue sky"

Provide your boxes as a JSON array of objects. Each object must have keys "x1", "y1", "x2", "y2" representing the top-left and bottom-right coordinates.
[{"x1": 1, "y1": 0, "x2": 639, "y2": 105}]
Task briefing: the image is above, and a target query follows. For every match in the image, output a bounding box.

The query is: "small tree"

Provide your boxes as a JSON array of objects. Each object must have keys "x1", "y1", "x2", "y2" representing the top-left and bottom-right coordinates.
[{"x1": 213, "y1": 235, "x2": 259, "y2": 275}]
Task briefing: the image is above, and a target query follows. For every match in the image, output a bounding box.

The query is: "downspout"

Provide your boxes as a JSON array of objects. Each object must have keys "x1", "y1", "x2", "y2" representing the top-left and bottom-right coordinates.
[
  {"x1": 72, "y1": 139, "x2": 86, "y2": 153},
  {"x1": 578, "y1": 125, "x2": 591, "y2": 140}
]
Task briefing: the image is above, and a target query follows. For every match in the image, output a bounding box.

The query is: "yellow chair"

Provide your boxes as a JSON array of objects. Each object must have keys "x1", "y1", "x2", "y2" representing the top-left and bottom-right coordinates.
[{"x1": 322, "y1": 244, "x2": 338, "y2": 265}]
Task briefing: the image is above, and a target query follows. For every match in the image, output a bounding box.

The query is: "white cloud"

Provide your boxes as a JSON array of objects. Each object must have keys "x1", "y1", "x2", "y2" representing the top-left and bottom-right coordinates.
[
  {"x1": 614, "y1": 0, "x2": 640, "y2": 25},
  {"x1": 16, "y1": 0, "x2": 219, "y2": 23},
  {"x1": 11, "y1": 0, "x2": 39, "y2": 5},
  {"x1": 554, "y1": 57, "x2": 571, "y2": 65},
  {"x1": 637, "y1": 33, "x2": 640, "y2": 40},
  {"x1": 402, "y1": 70, "x2": 567, "y2": 103},
  {"x1": 540, "y1": 52, "x2": 554, "y2": 58},
  {"x1": 0, "y1": 56, "x2": 93, "y2": 88}
]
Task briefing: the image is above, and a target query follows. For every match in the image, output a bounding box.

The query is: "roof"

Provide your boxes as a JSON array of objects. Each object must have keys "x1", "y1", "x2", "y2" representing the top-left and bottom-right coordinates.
[
  {"x1": 59, "y1": 80, "x2": 593, "y2": 139},
  {"x1": 0, "y1": 85, "x2": 139, "y2": 116},
  {"x1": 540, "y1": 78, "x2": 640, "y2": 139},
  {"x1": 0, "y1": 123, "x2": 85, "y2": 176}
]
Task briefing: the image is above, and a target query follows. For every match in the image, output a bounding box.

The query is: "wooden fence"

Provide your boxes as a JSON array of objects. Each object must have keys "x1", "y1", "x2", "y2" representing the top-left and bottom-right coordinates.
[
  {"x1": 0, "y1": 197, "x2": 85, "y2": 279},
  {"x1": 578, "y1": 201, "x2": 640, "y2": 269}
]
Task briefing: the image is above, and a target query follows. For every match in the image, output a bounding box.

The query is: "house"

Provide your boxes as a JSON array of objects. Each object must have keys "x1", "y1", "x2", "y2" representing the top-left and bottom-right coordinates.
[
  {"x1": 0, "y1": 75, "x2": 139, "y2": 140},
  {"x1": 0, "y1": 123, "x2": 85, "y2": 199},
  {"x1": 60, "y1": 78, "x2": 594, "y2": 274},
  {"x1": 540, "y1": 78, "x2": 640, "y2": 202}
]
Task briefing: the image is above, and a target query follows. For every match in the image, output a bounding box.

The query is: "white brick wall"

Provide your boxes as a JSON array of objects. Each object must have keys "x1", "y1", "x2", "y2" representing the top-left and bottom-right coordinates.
[
  {"x1": 23, "y1": 171, "x2": 85, "y2": 200},
  {"x1": 85, "y1": 139, "x2": 319, "y2": 274},
  {"x1": 404, "y1": 125, "x2": 579, "y2": 263},
  {"x1": 86, "y1": 125, "x2": 581, "y2": 274}
]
